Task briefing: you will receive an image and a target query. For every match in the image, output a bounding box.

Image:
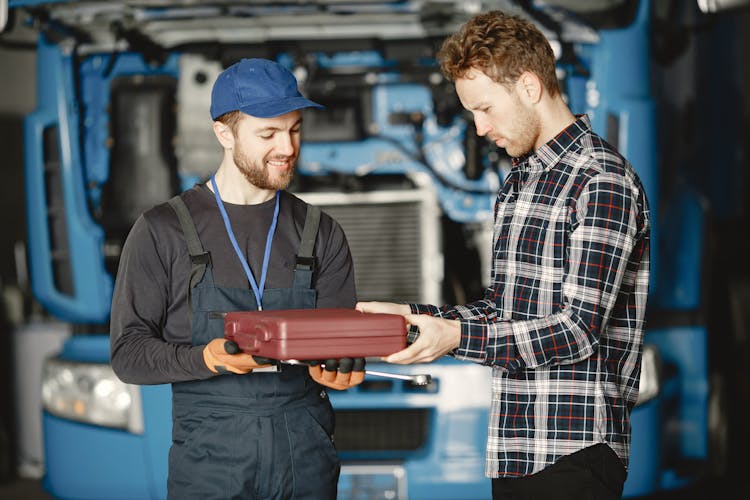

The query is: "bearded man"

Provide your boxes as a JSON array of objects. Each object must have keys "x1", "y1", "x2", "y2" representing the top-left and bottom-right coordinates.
[{"x1": 110, "y1": 58, "x2": 362, "y2": 500}]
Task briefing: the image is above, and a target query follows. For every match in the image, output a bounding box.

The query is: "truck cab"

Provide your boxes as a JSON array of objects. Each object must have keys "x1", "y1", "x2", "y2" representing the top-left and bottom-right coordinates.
[{"x1": 2, "y1": 0, "x2": 742, "y2": 498}]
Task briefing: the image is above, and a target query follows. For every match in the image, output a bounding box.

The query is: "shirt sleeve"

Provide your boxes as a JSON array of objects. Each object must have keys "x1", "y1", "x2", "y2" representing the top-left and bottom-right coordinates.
[
  {"x1": 413, "y1": 172, "x2": 645, "y2": 372},
  {"x1": 109, "y1": 213, "x2": 213, "y2": 385}
]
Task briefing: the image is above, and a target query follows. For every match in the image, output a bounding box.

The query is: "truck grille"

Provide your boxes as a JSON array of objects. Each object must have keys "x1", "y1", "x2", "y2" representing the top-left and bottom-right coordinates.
[
  {"x1": 321, "y1": 201, "x2": 420, "y2": 302},
  {"x1": 334, "y1": 409, "x2": 430, "y2": 452},
  {"x1": 296, "y1": 187, "x2": 442, "y2": 304}
]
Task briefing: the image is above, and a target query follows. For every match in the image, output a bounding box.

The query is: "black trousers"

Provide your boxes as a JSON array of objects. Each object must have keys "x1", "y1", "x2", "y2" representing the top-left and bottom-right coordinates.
[{"x1": 492, "y1": 443, "x2": 627, "y2": 500}]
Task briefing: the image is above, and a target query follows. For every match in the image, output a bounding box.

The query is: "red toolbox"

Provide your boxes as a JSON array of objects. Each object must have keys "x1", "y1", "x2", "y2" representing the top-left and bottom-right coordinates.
[{"x1": 224, "y1": 308, "x2": 407, "y2": 360}]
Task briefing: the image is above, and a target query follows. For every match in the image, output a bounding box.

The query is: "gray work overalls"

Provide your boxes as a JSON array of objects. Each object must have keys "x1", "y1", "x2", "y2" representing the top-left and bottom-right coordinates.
[{"x1": 166, "y1": 196, "x2": 339, "y2": 500}]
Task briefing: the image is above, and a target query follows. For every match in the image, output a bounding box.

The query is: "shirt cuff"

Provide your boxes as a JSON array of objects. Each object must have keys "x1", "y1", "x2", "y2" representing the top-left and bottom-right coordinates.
[
  {"x1": 409, "y1": 303, "x2": 441, "y2": 316},
  {"x1": 191, "y1": 345, "x2": 216, "y2": 379},
  {"x1": 451, "y1": 319, "x2": 487, "y2": 363}
]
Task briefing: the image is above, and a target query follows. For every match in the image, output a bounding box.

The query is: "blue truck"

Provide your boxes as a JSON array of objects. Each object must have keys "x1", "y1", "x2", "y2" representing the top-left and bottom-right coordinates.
[{"x1": 2, "y1": 0, "x2": 744, "y2": 498}]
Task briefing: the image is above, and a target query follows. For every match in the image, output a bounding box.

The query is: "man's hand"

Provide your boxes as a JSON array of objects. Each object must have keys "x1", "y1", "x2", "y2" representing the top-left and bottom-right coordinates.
[
  {"x1": 356, "y1": 301, "x2": 410, "y2": 316},
  {"x1": 385, "y1": 314, "x2": 461, "y2": 364},
  {"x1": 203, "y1": 338, "x2": 273, "y2": 374},
  {"x1": 308, "y1": 358, "x2": 365, "y2": 390}
]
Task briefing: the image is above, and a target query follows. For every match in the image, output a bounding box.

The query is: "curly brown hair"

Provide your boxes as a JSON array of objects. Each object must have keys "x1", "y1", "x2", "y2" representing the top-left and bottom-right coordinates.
[{"x1": 438, "y1": 10, "x2": 559, "y2": 96}]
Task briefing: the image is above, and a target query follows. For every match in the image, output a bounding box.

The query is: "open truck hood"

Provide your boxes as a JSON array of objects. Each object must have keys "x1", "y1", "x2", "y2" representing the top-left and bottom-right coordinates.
[{"x1": 4, "y1": 0, "x2": 599, "y2": 55}]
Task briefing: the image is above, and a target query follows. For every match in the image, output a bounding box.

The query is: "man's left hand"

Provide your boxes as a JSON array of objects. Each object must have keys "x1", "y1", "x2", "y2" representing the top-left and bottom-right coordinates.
[
  {"x1": 308, "y1": 358, "x2": 366, "y2": 390},
  {"x1": 384, "y1": 314, "x2": 461, "y2": 364}
]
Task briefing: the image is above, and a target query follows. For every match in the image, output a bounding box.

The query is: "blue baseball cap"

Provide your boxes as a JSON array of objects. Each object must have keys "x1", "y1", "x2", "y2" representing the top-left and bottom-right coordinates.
[{"x1": 210, "y1": 58, "x2": 323, "y2": 120}]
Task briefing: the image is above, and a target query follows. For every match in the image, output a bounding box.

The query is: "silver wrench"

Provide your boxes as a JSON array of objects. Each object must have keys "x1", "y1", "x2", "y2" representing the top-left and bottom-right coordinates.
[
  {"x1": 282, "y1": 359, "x2": 432, "y2": 386},
  {"x1": 363, "y1": 369, "x2": 432, "y2": 386}
]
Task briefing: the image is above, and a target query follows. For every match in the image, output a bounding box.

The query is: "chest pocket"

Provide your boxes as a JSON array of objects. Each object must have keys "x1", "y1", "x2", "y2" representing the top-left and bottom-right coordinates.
[{"x1": 515, "y1": 203, "x2": 565, "y2": 262}]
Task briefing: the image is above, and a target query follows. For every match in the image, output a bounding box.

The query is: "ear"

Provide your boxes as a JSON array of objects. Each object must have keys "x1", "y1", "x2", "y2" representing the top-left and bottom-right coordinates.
[
  {"x1": 212, "y1": 120, "x2": 236, "y2": 150},
  {"x1": 517, "y1": 71, "x2": 543, "y2": 105}
]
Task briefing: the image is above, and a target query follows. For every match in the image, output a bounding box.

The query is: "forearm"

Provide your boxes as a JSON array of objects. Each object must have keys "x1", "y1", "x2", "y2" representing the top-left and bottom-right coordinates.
[
  {"x1": 410, "y1": 299, "x2": 498, "y2": 348},
  {"x1": 409, "y1": 298, "x2": 497, "y2": 319},
  {"x1": 458, "y1": 307, "x2": 596, "y2": 371},
  {"x1": 110, "y1": 328, "x2": 213, "y2": 385}
]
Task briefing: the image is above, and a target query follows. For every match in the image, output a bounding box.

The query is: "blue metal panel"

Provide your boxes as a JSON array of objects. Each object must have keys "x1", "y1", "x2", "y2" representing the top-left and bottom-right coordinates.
[
  {"x1": 42, "y1": 413, "x2": 154, "y2": 500},
  {"x1": 330, "y1": 358, "x2": 491, "y2": 498},
  {"x1": 56, "y1": 334, "x2": 109, "y2": 362},
  {"x1": 79, "y1": 52, "x2": 180, "y2": 209},
  {"x1": 299, "y1": 82, "x2": 497, "y2": 223},
  {"x1": 623, "y1": 397, "x2": 662, "y2": 497},
  {"x1": 625, "y1": 327, "x2": 708, "y2": 496},
  {"x1": 649, "y1": 326, "x2": 708, "y2": 461},
  {"x1": 563, "y1": 65, "x2": 588, "y2": 116},
  {"x1": 402, "y1": 407, "x2": 490, "y2": 499},
  {"x1": 140, "y1": 385, "x2": 172, "y2": 500},
  {"x1": 652, "y1": 187, "x2": 705, "y2": 310},
  {"x1": 629, "y1": 326, "x2": 708, "y2": 494},
  {"x1": 584, "y1": 0, "x2": 660, "y2": 298},
  {"x1": 24, "y1": 36, "x2": 113, "y2": 323},
  {"x1": 8, "y1": 0, "x2": 69, "y2": 7}
]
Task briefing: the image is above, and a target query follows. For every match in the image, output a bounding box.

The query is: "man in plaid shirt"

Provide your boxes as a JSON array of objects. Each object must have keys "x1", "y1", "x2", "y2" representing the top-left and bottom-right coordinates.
[{"x1": 357, "y1": 10, "x2": 650, "y2": 500}]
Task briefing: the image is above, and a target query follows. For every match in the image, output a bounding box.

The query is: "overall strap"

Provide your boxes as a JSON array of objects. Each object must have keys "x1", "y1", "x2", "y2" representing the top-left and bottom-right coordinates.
[
  {"x1": 294, "y1": 204, "x2": 321, "y2": 289},
  {"x1": 168, "y1": 196, "x2": 212, "y2": 308}
]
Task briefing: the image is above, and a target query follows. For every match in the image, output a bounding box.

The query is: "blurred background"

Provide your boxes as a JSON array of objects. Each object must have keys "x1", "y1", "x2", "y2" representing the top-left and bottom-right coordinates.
[{"x1": 0, "y1": 0, "x2": 749, "y2": 499}]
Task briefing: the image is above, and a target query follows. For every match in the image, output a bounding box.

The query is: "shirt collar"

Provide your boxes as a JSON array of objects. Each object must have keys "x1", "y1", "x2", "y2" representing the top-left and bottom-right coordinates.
[{"x1": 512, "y1": 114, "x2": 591, "y2": 173}]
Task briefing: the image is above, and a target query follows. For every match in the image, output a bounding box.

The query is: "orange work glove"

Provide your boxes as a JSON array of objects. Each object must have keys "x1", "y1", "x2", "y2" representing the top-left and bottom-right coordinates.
[
  {"x1": 308, "y1": 358, "x2": 366, "y2": 390},
  {"x1": 202, "y1": 338, "x2": 273, "y2": 374}
]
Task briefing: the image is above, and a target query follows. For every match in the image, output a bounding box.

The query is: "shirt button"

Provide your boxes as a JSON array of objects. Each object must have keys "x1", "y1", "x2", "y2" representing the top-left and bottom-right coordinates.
[{"x1": 503, "y1": 310, "x2": 512, "y2": 320}]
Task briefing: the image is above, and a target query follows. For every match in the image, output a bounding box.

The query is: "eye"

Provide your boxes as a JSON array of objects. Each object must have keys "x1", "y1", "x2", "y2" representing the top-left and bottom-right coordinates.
[
  {"x1": 291, "y1": 127, "x2": 301, "y2": 135},
  {"x1": 259, "y1": 133, "x2": 274, "y2": 140}
]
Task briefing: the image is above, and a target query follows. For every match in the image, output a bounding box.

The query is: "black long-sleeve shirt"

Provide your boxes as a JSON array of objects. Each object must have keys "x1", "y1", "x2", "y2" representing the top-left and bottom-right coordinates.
[{"x1": 110, "y1": 184, "x2": 356, "y2": 385}]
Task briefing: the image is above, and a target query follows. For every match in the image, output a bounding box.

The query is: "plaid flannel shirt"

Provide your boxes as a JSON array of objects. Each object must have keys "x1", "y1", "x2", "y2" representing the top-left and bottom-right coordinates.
[{"x1": 411, "y1": 115, "x2": 650, "y2": 478}]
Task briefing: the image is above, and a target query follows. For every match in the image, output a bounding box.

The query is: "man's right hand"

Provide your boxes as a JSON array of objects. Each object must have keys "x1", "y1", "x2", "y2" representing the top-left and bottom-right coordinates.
[
  {"x1": 202, "y1": 338, "x2": 273, "y2": 374},
  {"x1": 355, "y1": 301, "x2": 410, "y2": 316}
]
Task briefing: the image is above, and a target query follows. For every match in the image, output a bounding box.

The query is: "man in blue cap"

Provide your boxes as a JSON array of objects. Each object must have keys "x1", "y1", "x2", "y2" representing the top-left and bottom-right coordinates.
[{"x1": 110, "y1": 58, "x2": 363, "y2": 499}]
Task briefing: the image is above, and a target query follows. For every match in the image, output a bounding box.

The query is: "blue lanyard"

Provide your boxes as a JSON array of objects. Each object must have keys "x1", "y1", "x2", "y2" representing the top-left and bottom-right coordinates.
[{"x1": 210, "y1": 175, "x2": 280, "y2": 311}]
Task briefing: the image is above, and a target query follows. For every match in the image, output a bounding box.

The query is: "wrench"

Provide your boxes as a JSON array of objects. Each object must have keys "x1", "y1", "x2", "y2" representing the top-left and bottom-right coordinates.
[
  {"x1": 222, "y1": 343, "x2": 433, "y2": 386},
  {"x1": 282, "y1": 359, "x2": 433, "y2": 386},
  {"x1": 363, "y1": 369, "x2": 432, "y2": 386}
]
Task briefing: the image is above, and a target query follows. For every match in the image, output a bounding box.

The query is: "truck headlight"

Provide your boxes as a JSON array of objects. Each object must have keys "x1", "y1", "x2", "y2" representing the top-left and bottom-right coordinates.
[
  {"x1": 41, "y1": 358, "x2": 144, "y2": 434},
  {"x1": 635, "y1": 343, "x2": 661, "y2": 406}
]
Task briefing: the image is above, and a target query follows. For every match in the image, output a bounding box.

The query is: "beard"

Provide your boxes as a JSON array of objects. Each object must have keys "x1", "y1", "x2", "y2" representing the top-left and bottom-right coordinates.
[
  {"x1": 504, "y1": 94, "x2": 541, "y2": 158},
  {"x1": 233, "y1": 147, "x2": 296, "y2": 191}
]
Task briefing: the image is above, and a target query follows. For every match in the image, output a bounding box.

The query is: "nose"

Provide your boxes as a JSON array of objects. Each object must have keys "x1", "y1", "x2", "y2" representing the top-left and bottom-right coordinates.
[
  {"x1": 275, "y1": 132, "x2": 296, "y2": 156},
  {"x1": 474, "y1": 116, "x2": 491, "y2": 137}
]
